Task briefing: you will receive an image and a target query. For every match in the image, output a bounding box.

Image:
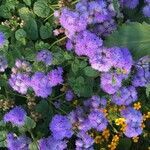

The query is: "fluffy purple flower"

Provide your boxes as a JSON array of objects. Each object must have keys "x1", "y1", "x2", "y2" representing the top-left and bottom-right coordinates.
[
  {"x1": 0, "y1": 32, "x2": 5, "y2": 47},
  {"x1": 0, "y1": 55, "x2": 8, "y2": 72},
  {"x1": 74, "y1": 30, "x2": 103, "y2": 57},
  {"x1": 89, "y1": 47, "x2": 113, "y2": 72},
  {"x1": 143, "y1": 4, "x2": 150, "y2": 17},
  {"x1": 101, "y1": 72, "x2": 123, "y2": 94},
  {"x1": 30, "y1": 72, "x2": 52, "y2": 98},
  {"x1": 110, "y1": 47, "x2": 133, "y2": 75},
  {"x1": 39, "y1": 136, "x2": 67, "y2": 150},
  {"x1": 112, "y1": 86, "x2": 137, "y2": 106},
  {"x1": 47, "y1": 67, "x2": 64, "y2": 87},
  {"x1": 121, "y1": 107, "x2": 143, "y2": 137},
  {"x1": 59, "y1": 8, "x2": 88, "y2": 38},
  {"x1": 65, "y1": 90, "x2": 74, "y2": 101},
  {"x1": 132, "y1": 56, "x2": 150, "y2": 87},
  {"x1": 66, "y1": 39, "x2": 73, "y2": 51},
  {"x1": 9, "y1": 73, "x2": 30, "y2": 94},
  {"x1": 4, "y1": 106, "x2": 27, "y2": 126},
  {"x1": 76, "y1": 131, "x2": 94, "y2": 149},
  {"x1": 88, "y1": 110, "x2": 108, "y2": 131},
  {"x1": 7, "y1": 133, "x2": 30, "y2": 150},
  {"x1": 120, "y1": 0, "x2": 139, "y2": 9},
  {"x1": 49, "y1": 114, "x2": 73, "y2": 140},
  {"x1": 36, "y1": 50, "x2": 53, "y2": 66}
]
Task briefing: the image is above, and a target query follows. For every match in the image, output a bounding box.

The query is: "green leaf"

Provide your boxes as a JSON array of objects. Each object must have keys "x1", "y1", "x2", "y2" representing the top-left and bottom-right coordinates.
[
  {"x1": 84, "y1": 66, "x2": 99, "y2": 78},
  {"x1": 0, "y1": 131, "x2": 7, "y2": 148},
  {"x1": 0, "y1": 5, "x2": 11, "y2": 18},
  {"x1": 15, "y1": 29, "x2": 27, "y2": 44},
  {"x1": 19, "y1": 117, "x2": 36, "y2": 133},
  {"x1": 19, "y1": 7, "x2": 38, "y2": 40},
  {"x1": 118, "y1": 138, "x2": 132, "y2": 150},
  {"x1": 33, "y1": 0, "x2": 50, "y2": 18},
  {"x1": 0, "y1": 25, "x2": 11, "y2": 38},
  {"x1": 29, "y1": 142, "x2": 38, "y2": 150},
  {"x1": 40, "y1": 23, "x2": 52, "y2": 39},
  {"x1": 146, "y1": 84, "x2": 150, "y2": 98},
  {"x1": 23, "y1": 0, "x2": 31, "y2": 6},
  {"x1": 105, "y1": 22, "x2": 150, "y2": 59}
]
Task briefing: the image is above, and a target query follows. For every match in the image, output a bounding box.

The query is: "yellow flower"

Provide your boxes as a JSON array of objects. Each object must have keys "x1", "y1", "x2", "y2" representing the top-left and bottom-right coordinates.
[
  {"x1": 146, "y1": 112, "x2": 150, "y2": 119},
  {"x1": 134, "y1": 102, "x2": 141, "y2": 110},
  {"x1": 73, "y1": 100, "x2": 78, "y2": 106},
  {"x1": 94, "y1": 136, "x2": 103, "y2": 144},
  {"x1": 102, "y1": 128, "x2": 110, "y2": 140},
  {"x1": 115, "y1": 118, "x2": 125, "y2": 126},
  {"x1": 132, "y1": 136, "x2": 139, "y2": 143}
]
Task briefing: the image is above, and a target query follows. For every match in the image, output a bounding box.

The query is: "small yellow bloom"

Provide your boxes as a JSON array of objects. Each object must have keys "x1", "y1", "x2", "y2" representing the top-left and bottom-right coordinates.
[
  {"x1": 132, "y1": 136, "x2": 139, "y2": 143},
  {"x1": 134, "y1": 102, "x2": 141, "y2": 110},
  {"x1": 115, "y1": 118, "x2": 125, "y2": 126},
  {"x1": 146, "y1": 112, "x2": 150, "y2": 119},
  {"x1": 73, "y1": 100, "x2": 78, "y2": 106},
  {"x1": 102, "y1": 128, "x2": 110, "y2": 140},
  {"x1": 94, "y1": 136, "x2": 102, "y2": 144}
]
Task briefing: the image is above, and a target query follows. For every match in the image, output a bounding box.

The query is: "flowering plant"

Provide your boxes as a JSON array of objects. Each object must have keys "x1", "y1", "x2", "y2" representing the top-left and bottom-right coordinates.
[{"x1": 0, "y1": 0, "x2": 150, "y2": 150}]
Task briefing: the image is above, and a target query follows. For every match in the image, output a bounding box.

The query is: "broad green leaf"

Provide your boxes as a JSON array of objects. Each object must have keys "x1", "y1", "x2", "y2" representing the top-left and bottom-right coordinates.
[
  {"x1": 0, "y1": 131, "x2": 7, "y2": 148},
  {"x1": 0, "y1": 25, "x2": 11, "y2": 38},
  {"x1": 40, "y1": 23, "x2": 52, "y2": 39},
  {"x1": 84, "y1": 66, "x2": 99, "y2": 78},
  {"x1": 15, "y1": 29, "x2": 27, "y2": 44},
  {"x1": 0, "y1": 5, "x2": 11, "y2": 18},
  {"x1": 29, "y1": 142, "x2": 38, "y2": 150},
  {"x1": 33, "y1": 1, "x2": 50, "y2": 18},
  {"x1": 118, "y1": 138, "x2": 132, "y2": 150},
  {"x1": 146, "y1": 84, "x2": 150, "y2": 98},
  {"x1": 23, "y1": 0, "x2": 31, "y2": 6},
  {"x1": 105, "y1": 22, "x2": 150, "y2": 59}
]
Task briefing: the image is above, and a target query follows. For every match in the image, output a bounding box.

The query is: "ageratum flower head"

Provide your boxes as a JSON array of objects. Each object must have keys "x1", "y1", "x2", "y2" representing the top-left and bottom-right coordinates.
[
  {"x1": 39, "y1": 136, "x2": 67, "y2": 150},
  {"x1": 132, "y1": 56, "x2": 150, "y2": 87},
  {"x1": 120, "y1": 0, "x2": 139, "y2": 9},
  {"x1": 30, "y1": 72, "x2": 52, "y2": 98},
  {"x1": 36, "y1": 50, "x2": 53, "y2": 66},
  {"x1": 9, "y1": 73, "x2": 30, "y2": 94},
  {"x1": 88, "y1": 110, "x2": 108, "y2": 131},
  {"x1": 76, "y1": 131, "x2": 94, "y2": 149},
  {"x1": 65, "y1": 90, "x2": 74, "y2": 101},
  {"x1": 0, "y1": 55, "x2": 8, "y2": 72},
  {"x1": 47, "y1": 67, "x2": 64, "y2": 87},
  {"x1": 0, "y1": 32, "x2": 5, "y2": 47},
  {"x1": 7, "y1": 133, "x2": 30, "y2": 150},
  {"x1": 121, "y1": 107, "x2": 143, "y2": 137},
  {"x1": 89, "y1": 47, "x2": 113, "y2": 72},
  {"x1": 110, "y1": 47, "x2": 133, "y2": 75},
  {"x1": 74, "y1": 30, "x2": 103, "y2": 57},
  {"x1": 101, "y1": 72, "x2": 123, "y2": 94},
  {"x1": 59, "y1": 8, "x2": 88, "y2": 38},
  {"x1": 143, "y1": 4, "x2": 150, "y2": 17},
  {"x1": 4, "y1": 106, "x2": 27, "y2": 126},
  {"x1": 49, "y1": 114, "x2": 73, "y2": 140},
  {"x1": 112, "y1": 86, "x2": 137, "y2": 106}
]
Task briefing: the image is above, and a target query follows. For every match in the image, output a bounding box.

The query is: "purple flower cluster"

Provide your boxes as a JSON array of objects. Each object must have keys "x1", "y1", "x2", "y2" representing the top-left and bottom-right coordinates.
[
  {"x1": 132, "y1": 56, "x2": 150, "y2": 87},
  {"x1": 4, "y1": 106, "x2": 27, "y2": 126},
  {"x1": 9, "y1": 73, "x2": 30, "y2": 94},
  {"x1": 143, "y1": 0, "x2": 150, "y2": 17},
  {"x1": 36, "y1": 50, "x2": 53, "y2": 66},
  {"x1": 111, "y1": 86, "x2": 137, "y2": 106},
  {"x1": 120, "y1": 0, "x2": 139, "y2": 9},
  {"x1": 121, "y1": 107, "x2": 143, "y2": 137},
  {"x1": 39, "y1": 136, "x2": 67, "y2": 150},
  {"x1": 49, "y1": 114, "x2": 73, "y2": 140},
  {"x1": 0, "y1": 32, "x2": 5, "y2": 47},
  {"x1": 30, "y1": 72, "x2": 52, "y2": 98},
  {"x1": 7, "y1": 133, "x2": 30, "y2": 150},
  {"x1": 47, "y1": 67, "x2": 64, "y2": 87},
  {"x1": 65, "y1": 90, "x2": 74, "y2": 101},
  {"x1": 0, "y1": 55, "x2": 8, "y2": 72}
]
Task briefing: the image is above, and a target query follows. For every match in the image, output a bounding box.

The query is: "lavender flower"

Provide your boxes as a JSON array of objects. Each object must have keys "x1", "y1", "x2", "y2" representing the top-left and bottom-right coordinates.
[
  {"x1": 36, "y1": 50, "x2": 53, "y2": 66},
  {"x1": 120, "y1": 0, "x2": 139, "y2": 9},
  {"x1": 66, "y1": 39, "x2": 73, "y2": 51},
  {"x1": 89, "y1": 47, "x2": 113, "y2": 72},
  {"x1": 4, "y1": 106, "x2": 27, "y2": 126},
  {"x1": 65, "y1": 90, "x2": 74, "y2": 101},
  {"x1": 0, "y1": 55, "x2": 8, "y2": 72},
  {"x1": 101, "y1": 72, "x2": 123, "y2": 94},
  {"x1": 49, "y1": 114, "x2": 73, "y2": 140},
  {"x1": 39, "y1": 136, "x2": 67, "y2": 150},
  {"x1": 9, "y1": 73, "x2": 30, "y2": 94},
  {"x1": 59, "y1": 8, "x2": 88, "y2": 38},
  {"x1": 76, "y1": 131, "x2": 94, "y2": 149},
  {"x1": 112, "y1": 86, "x2": 137, "y2": 106},
  {"x1": 47, "y1": 67, "x2": 64, "y2": 87},
  {"x1": 121, "y1": 107, "x2": 143, "y2": 137},
  {"x1": 74, "y1": 30, "x2": 103, "y2": 57},
  {"x1": 7, "y1": 133, "x2": 30, "y2": 150},
  {"x1": 88, "y1": 110, "x2": 108, "y2": 131},
  {"x1": 0, "y1": 32, "x2": 5, "y2": 47},
  {"x1": 30, "y1": 72, "x2": 52, "y2": 98}
]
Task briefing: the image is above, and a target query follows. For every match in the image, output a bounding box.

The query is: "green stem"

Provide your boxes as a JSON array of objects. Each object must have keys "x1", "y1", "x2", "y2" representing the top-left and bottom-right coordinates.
[
  {"x1": 71, "y1": 0, "x2": 79, "y2": 5},
  {"x1": 29, "y1": 130, "x2": 39, "y2": 150},
  {"x1": 50, "y1": 93, "x2": 65, "y2": 101},
  {"x1": 49, "y1": 36, "x2": 67, "y2": 49},
  {"x1": 44, "y1": 13, "x2": 54, "y2": 22}
]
